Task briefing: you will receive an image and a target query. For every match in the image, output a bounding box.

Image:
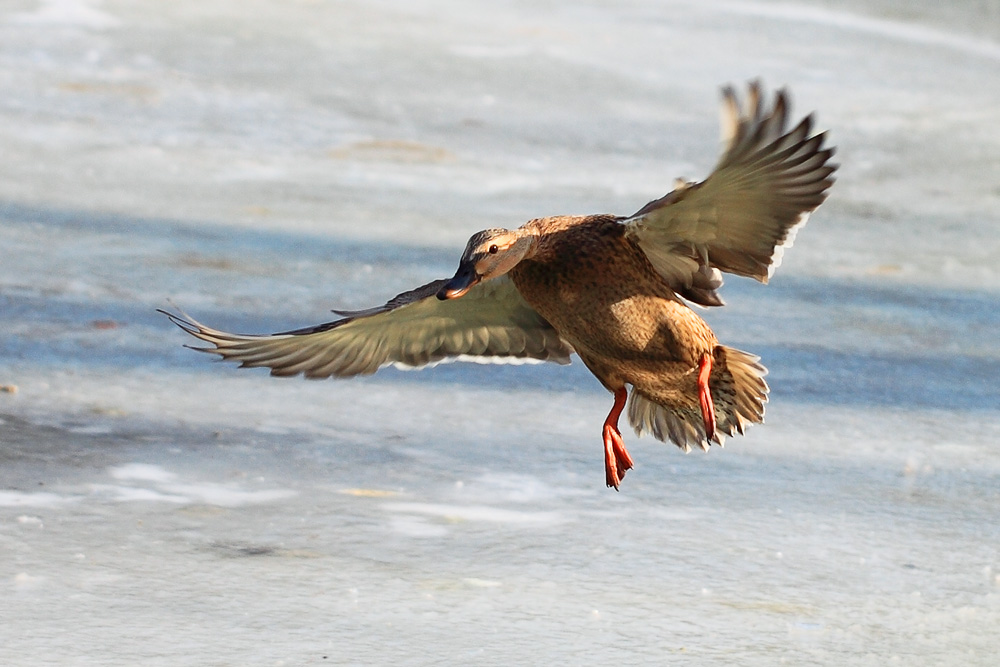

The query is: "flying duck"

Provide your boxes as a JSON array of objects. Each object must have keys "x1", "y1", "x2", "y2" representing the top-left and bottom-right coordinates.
[{"x1": 162, "y1": 82, "x2": 836, "y2": 489}]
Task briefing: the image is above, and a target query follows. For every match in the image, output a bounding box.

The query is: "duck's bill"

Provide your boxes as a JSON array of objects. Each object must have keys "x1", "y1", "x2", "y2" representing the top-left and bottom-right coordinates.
[{"x1": 437, "y1": 263, "x2": 480, "y2": 300}]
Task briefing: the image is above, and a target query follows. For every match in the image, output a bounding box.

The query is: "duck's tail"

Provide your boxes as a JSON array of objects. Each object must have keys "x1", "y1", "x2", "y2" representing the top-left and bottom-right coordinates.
[{"x1": 627, "y1": 345, "x2": 769, "y2": 452}]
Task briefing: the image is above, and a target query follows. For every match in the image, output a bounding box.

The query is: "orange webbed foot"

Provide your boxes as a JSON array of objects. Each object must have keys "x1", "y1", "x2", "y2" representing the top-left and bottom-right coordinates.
[
  {"x1": 603, "y1": 423, "x2": 634, "y2": 489},
  {"x1": 602, "y1": 387, "x2": 633, "y2": 490},
  {"x1": 697, "y1": 352, "x2": 716, "y2": 442}
]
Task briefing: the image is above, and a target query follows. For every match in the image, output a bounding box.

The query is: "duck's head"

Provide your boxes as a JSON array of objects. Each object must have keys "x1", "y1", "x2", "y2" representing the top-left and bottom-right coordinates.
[{"x1": 437, "y1": 227, "x2": 537, "y2": 300}]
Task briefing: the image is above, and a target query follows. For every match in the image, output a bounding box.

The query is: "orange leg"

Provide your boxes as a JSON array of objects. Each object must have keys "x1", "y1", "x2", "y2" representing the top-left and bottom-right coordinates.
[
  {"x1": 602, "y1": 387, "x2": 634, "y2": 490},
  {"x1": 697, "y1": 353, "x2": 716, "y2": 442}
]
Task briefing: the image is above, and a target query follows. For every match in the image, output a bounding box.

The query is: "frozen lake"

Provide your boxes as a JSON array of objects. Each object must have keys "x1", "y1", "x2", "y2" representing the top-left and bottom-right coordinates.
[{"x1": 2, "y1": 0, "x2": 999, "y2": 664}]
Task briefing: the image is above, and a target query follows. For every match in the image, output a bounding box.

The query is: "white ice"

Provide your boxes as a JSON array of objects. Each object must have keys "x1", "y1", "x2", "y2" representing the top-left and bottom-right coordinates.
[{"x1": 1, "y1": 0, "x2": 999, "y2": 665}]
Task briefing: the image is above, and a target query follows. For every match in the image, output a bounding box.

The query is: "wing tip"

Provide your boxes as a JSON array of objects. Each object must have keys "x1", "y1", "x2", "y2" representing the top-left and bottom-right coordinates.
[{"x1": 159, "y1": 304, "x2": 212, "y2": 338}]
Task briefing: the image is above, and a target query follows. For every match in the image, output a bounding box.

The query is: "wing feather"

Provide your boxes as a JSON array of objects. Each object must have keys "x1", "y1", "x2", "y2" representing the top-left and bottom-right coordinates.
[
  {"x1": 160, "y1": 275, "x2": 575, "y2": 378},
  {"x1": 624, "y1": 82, "x2": 837, "y2": 304}
]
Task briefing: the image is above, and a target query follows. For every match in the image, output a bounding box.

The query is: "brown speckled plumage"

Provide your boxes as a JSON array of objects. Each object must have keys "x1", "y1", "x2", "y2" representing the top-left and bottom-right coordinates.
[
  {"x1": 161, "y1": 82, "x2": 836, "y2": 489},
  {"x1": 509, "y1": 214, "x2": 764, "y2": 455}
]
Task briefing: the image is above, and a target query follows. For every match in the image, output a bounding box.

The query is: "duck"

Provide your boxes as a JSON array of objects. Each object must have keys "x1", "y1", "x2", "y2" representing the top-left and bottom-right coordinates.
[{"x1": 161, "y1": 81, "x2": 836, "y2": 490}]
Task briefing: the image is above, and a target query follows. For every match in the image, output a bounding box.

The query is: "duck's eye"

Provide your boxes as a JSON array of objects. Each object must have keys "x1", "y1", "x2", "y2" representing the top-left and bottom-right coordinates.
[{"x1": 488, "y1": 244, "x2": 499, "y2": 254}]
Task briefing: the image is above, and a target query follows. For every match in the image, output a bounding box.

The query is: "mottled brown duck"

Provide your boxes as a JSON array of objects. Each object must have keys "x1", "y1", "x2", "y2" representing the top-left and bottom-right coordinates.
[{"x1": 162, "y1": 82, "x2": 836, "y2": 489}]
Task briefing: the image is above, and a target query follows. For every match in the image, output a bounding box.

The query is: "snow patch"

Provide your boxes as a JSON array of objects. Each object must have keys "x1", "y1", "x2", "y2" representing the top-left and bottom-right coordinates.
[
  {"x1": 0, "y1": 491, "x2": 76, "y2": 508},
  {"x1": 11, "y1": 0, "x2": 121, "y2": 30},
  {"x1": 383, "y1": 502, "x2": 562, "y2": 525},
  {"x1": 98, "y1": 464, "x2": 297, "y2": 507},
  {"x1": 109, "y1": 463, "x2": 177, "y2": 483}
]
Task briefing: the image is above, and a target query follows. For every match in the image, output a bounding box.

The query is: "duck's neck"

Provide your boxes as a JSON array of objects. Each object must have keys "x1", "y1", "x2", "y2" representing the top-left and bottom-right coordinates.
[{"x1": 512, "y1": 225, "x2": 541, "y2": 261}]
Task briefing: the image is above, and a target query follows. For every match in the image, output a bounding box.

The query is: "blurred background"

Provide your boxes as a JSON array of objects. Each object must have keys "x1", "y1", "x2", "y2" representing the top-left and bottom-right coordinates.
[{"x1": 1, "y1": 1, "x2": 998, "y2": 664}]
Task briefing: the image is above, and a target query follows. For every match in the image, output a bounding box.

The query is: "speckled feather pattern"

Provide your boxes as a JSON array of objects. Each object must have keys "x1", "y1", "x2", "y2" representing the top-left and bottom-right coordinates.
[{"x1": 510, "y1": 215, "x2": 767, "y2": 451}]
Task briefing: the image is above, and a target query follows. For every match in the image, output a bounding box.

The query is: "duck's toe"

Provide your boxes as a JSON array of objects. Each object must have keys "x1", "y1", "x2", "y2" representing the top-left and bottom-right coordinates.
[
  {"x1": 697, "y1": 352, "x2": 717, "y2": 441},
  {"x1": 603, "y1": 423, "x2": 633, "y2": 490}
]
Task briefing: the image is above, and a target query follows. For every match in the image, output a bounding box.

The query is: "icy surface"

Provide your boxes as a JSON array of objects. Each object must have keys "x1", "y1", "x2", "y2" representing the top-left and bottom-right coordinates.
[{"x1": 2, "y1": 0, "x2": 999, "y2": 664}]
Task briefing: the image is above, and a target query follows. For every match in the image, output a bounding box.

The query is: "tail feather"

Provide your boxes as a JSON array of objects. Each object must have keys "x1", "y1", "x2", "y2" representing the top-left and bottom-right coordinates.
[{"x1": 627, "y1": 345, "x2": 769, "y2": 452}]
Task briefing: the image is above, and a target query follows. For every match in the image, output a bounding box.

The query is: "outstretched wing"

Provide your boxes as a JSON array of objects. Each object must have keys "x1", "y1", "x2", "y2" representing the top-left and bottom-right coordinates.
[
  {"x1": 160, "y1": 276, "x2": 575, "y2": 378},
  {"x1": 623, "y1": 81, "x2": 837, "y2": 306}
]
